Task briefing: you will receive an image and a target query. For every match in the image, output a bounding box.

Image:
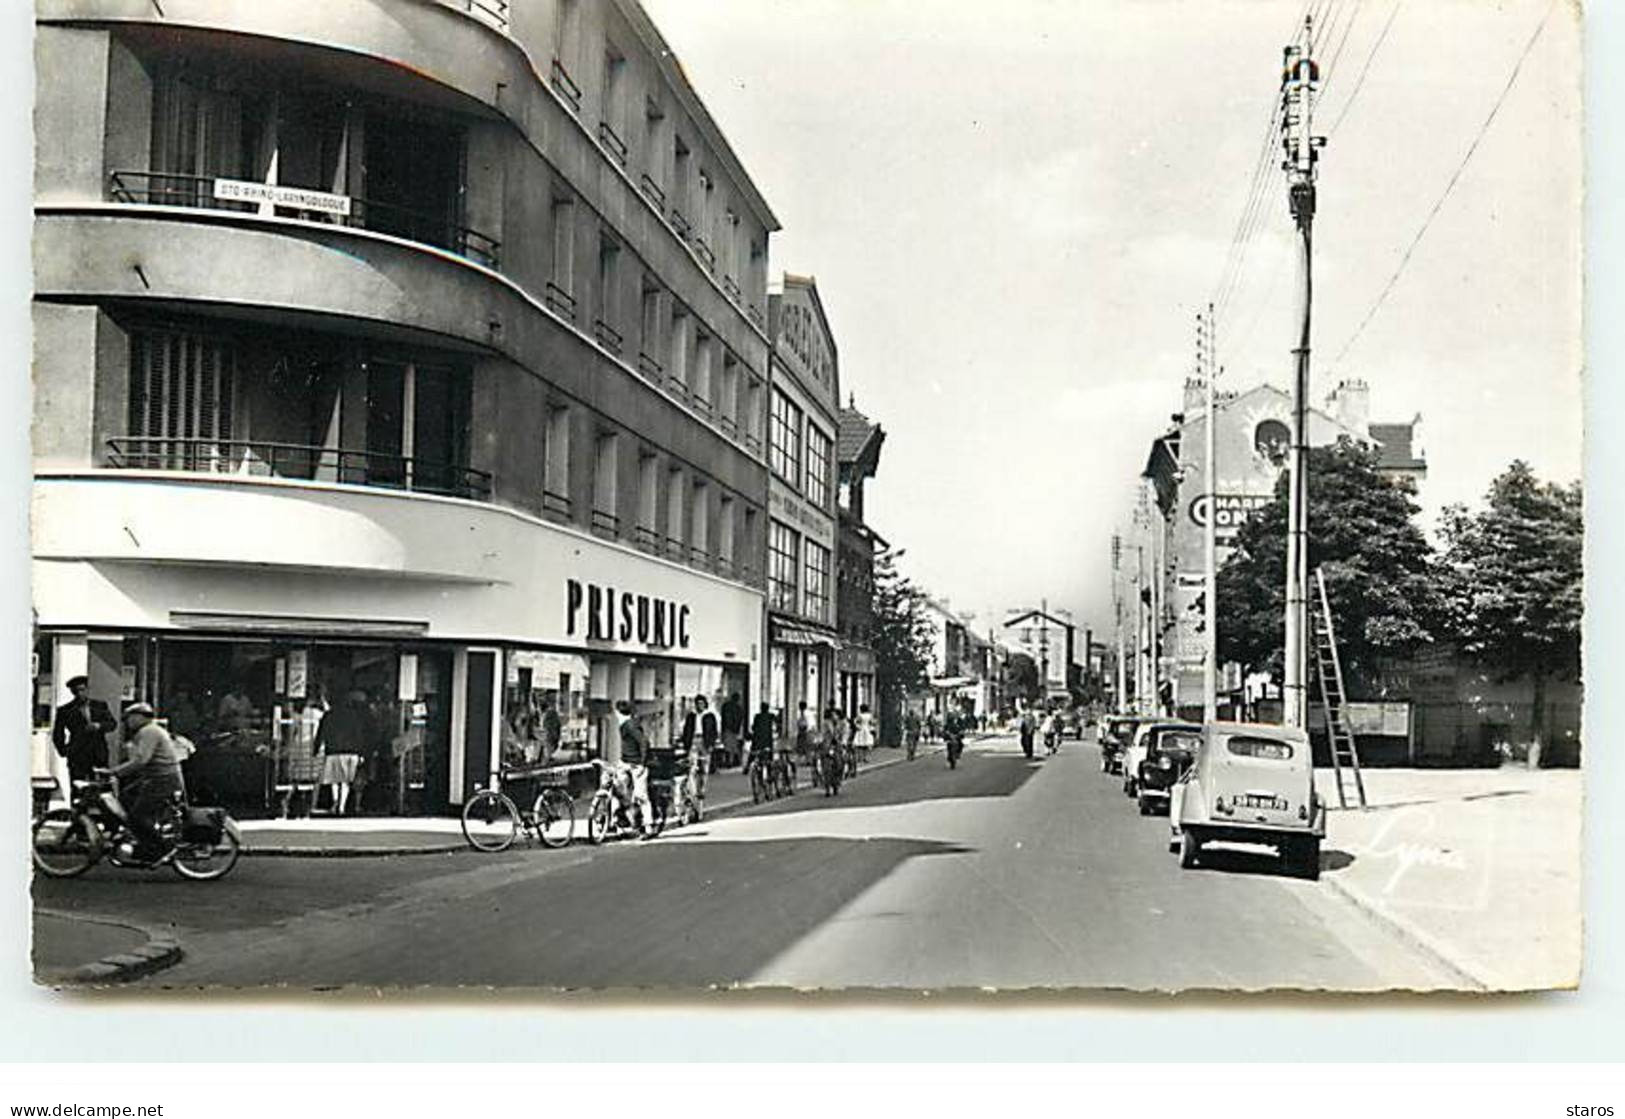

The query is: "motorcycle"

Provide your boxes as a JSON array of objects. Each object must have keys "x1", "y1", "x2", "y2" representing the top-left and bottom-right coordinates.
[{"x1": 31, "y1": 773, "x2": 242, "y2": 881}]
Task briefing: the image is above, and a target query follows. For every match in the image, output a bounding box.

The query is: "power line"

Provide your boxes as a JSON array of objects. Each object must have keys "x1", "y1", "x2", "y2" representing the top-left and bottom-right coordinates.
[
  {"x1": 1317, "y1": 0, "x2": 1364, "y2": 98},
  {"x1": 1326, "y1": 0, "x2": 1403, "y2": 136},
  {"x1": 1333, "y1": 0, "x2": 1557, "y2": 366}
]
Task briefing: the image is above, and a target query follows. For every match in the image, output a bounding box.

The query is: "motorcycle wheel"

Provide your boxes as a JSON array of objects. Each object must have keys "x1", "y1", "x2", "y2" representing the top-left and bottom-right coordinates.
[
  {"x1": 171, "y1": 829, "x2": 242, "y2": 881},
  {"x1": 31, "y1": 809, "x2": 100, "y2": 878}
]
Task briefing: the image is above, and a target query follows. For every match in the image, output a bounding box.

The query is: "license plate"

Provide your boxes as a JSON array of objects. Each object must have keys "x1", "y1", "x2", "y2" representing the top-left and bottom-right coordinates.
[{"x1": 1235, "y1": 793, "x2": 1288, "y2": 811}]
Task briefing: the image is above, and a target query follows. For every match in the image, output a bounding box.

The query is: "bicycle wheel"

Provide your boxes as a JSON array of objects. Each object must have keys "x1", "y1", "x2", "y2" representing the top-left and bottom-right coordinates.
[
  {"x1": 171, "y1": 829, "x2": 242, "y2": 881},
  {"x1": 31, "y1": 809, "x2": 100, "y2": 878},
  {"x1": 749, "y1": 764, "x2": 768, "y2": 804},
  {"x1": 586, "y1": 794, "x2": 614, "y2": 844},
  {"x1": 461, "y1": 790, "x2": 519, "y2": 852},
  {"x1": 532, "y1": 788, "x2": 575, "y2": 849}
]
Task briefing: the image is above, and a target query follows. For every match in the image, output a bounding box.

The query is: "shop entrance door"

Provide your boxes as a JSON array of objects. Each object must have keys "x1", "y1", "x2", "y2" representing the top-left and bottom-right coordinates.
[{"x1": 462, "y1": 650, "x2": 496, "y2": 802}]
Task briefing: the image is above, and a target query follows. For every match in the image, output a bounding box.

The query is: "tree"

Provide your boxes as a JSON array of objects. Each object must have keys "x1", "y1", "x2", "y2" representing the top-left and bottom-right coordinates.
[
  {"x1": 1438, "y1": 461, "x2": 1582, "y2": 760},
  {"x1": 871, "y1": 548, "x2": 937, "y2": 746},
  {"x1": 1006, "y1": 652, "x2": 1040, "y2": 706},
  {"x1": 1217, "y1": 437, "x2": 1445, "y2": 690}
]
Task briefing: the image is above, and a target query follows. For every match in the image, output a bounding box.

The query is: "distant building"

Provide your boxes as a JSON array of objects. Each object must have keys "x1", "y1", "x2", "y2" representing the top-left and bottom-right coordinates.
[
  {"x1": 1140, "y1": 377, "x2": 1426, "y2": 717},
  {"x1": 836, "y1": 396, "x2": 886, "y2": 720},
  {"x1": 1002, "y1": 607, "x2": 1077, "y2": 704}
]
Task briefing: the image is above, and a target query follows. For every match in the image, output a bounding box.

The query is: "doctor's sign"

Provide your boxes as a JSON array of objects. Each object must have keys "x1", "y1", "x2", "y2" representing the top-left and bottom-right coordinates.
[{"x1": 1188, "y1": 493, "x2": 1272, "y2": 539}]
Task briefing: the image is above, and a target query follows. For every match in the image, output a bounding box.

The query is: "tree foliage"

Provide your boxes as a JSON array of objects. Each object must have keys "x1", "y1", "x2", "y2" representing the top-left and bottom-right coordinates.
[
  {"x1": 1005, "y1": 652, "x2": 1041, "y2": 705},
  {"x1": 871, "y1": 548, "x2": 937, "y2": 744},
  {"x1": 1216, "y1": 437, "x2": 1444, "y2": 687},
  {"x1": 1438, "y1": 460, "x2": 1582, "y2": 684}
]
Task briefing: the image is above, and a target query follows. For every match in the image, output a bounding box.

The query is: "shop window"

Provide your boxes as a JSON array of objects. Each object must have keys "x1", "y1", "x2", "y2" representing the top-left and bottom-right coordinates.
[{"x1": 502, "y1": 651, "x2": 595, "y2": 772}]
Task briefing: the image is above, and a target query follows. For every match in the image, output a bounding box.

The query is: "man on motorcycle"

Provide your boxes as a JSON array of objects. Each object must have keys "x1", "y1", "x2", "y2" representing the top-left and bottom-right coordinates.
[
  {"x1": 107, "y1": 701, "x2": 187, "y2": 862},
  {"x1": 613, "y1": 700, "x2": 658, "y2": 840}
]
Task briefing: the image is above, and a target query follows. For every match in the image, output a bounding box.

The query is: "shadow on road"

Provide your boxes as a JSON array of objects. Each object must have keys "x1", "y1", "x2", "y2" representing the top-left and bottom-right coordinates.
[
  {"x1": 140, "y1": 835, "x2": 975, "y2": 990},
  {"x1": 1190, "y1": 841, "x2": 1357, "y2": 882},
  {"x1": 741, "y1": 749, "x2": 1043, "y2": 819}
]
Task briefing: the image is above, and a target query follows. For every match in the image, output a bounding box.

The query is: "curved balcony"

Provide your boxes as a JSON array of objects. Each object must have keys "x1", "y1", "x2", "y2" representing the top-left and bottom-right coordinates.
[
  {"x1": 105, "y1": 437, "x2": 493, "y2": 503},
  {"x1": 109, "y1": 170, "x2": 500, "y2": 270}
]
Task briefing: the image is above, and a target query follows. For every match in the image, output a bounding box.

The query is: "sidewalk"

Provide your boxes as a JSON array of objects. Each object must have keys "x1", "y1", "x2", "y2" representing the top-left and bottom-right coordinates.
[
  {"x1": 33, "y1": 910, "x2": 182, "y2": 986},
  {"x1": 1315, "y1": 765, "x2": 1582, "y2": 991},
  {"x1": 238, "y1": 741, "x2": 941, "y2": 855}
]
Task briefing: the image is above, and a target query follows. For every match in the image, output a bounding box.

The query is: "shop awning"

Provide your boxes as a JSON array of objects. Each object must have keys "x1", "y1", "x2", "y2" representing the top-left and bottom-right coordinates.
[{"x1": 772, "y1": 622, "x2": 837, "y2": 648}]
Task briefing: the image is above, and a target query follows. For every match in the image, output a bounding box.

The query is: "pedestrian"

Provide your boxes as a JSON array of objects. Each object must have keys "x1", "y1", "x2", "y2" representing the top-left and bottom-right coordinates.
[
  {"x1": 315, "y1": 688, "x2": 374, "y2": 816},
  {"x1": 720, "y1": 690, "x2": 745, "y2": 769},
  {"x1": 794, "y1": 701, "x2": 812, "y2": 782},
  {"x1": 539, "y1": 697, "x2": 563, "y2": 764},
  {"x1": 853, "y1": 703, "x2": 875, "y2": 761},
  {"x1": 614, "y1": 700, "x2": 657, "y2": 839},
  {"x1": 51, "y1": 674, "x2": 117, "y2": 784},
  {"x1": 695, "y1": 694, "x2": 719, "y2": 797}
]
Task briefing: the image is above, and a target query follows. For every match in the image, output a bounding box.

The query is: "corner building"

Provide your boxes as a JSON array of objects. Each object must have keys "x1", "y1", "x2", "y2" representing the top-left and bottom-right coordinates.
[{"x1": 30, "y1": 0, "x2": 780, "y2": 816}]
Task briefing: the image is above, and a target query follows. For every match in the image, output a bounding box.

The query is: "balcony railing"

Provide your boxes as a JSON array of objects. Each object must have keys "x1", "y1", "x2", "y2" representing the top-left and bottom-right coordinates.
[
  {"x1": 593, "y1": 319, "x2": 624, "y2": 355},
  {"x1": 664, "y1": 537, "x2": 685, "y2": 561},
  {"x1": 109, "y1": 170, "x2": 500, "y2": 269},
  {"x1": 542, "y1": 488, "x2": 572, "y2": 517},
  {"x1": 591, "y1": 508, "x2": 619, "y2": 535},
  {"x1": 639, "y1": 174, "x2": 666, "y2": 209},
  {"x1": 634, "y1": 525, "x2": 659, "y2": 552},
  {"x1": 714, "y1": 556, "x2": 734, "y2": 579},
  {"x1": 693, "y1": 237, "x2": 716, "y2": 272},
  {"x1": 551, "y1": 59, "x2": 583, "y2": 112},
  {"x1": 669, "y1": 208, "x2": 692, "y2": 239},
  {"x1": 636, "y1": 352, "x2": 664, "y2": 381},
  {"x1": 688, "y1": 545, "x2": 708, "y2": 566},
  {"x1": 438, "y1": 0, "x2": 509, "y2": 31},
  {"x1": 598, "y1": 122, "x2": 629, "y2": 166},
  {"x1": 719, "y1": 415, "x2": 738, "y2": 438},
  {"x1": 722, "y1": 276, "x2": 741, "y2": 301},
  {"x1": 545, "y1": 282, "x2": 578, "y2": 322},
  {"x1": 748, "y1": 303, "x2": 765, "y2": 329},
  {"x1": 104, "y1": 437, "x2": 493, "y2": 502}
]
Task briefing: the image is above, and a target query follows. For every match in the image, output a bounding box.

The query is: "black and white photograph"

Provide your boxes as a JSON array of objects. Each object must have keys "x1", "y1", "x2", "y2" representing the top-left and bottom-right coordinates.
[{"x1": 21, "y1": 0, "x2": 1584, "y2": 995}]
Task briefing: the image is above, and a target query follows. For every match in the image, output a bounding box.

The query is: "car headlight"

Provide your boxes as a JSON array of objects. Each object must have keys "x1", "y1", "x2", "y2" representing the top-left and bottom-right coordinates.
[{"x1": 1158, "y1": 756, "x2": 1172, "y2": 770}]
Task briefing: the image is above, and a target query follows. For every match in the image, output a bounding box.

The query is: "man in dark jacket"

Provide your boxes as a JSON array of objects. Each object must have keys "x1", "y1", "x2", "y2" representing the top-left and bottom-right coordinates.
[
  {"x1": 51, "y1": 675, "x2": 116, "y2": 783},
  {"x1": 748, "y1": 702, "x2": 777, "y2": 772},
  {"x1": 614, "y1": 700, "x2": 656, "y2": 839},
  {"x1": 719, "y1": 691, "x2": 745, "y2": 768}
]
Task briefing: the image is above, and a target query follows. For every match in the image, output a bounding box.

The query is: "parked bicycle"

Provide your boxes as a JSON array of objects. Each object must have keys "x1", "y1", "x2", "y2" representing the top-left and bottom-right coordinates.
[
  {"x1": 585, "y1": 759, "x2": 659, "y2": 843},
  {"x1": 460, "y1": 767, "x2": 575, "y2": 852},
  {"x1": 31, "y1": 772, "x2": 241, "y2": 881}
]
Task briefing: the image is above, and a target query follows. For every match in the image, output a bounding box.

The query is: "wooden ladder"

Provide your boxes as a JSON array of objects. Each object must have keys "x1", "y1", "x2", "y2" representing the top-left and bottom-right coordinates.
[{"x1": 1312, "y1": 567, "x2": 1367, "y2": 809}]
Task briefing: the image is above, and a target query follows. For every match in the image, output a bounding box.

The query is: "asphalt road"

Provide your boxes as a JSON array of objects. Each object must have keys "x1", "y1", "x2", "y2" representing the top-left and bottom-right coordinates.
[{"x1": 35, "y1": 733, "x2": 1452, "y2": 991}]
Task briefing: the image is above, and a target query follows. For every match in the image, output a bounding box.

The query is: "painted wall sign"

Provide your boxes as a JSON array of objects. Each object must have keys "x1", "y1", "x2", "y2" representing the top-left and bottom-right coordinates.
[
  {"x1": 1188, "y1": 492, "x2": 1273, "y2": 535},
  {"x1": 214, "y1": 178, "x2": 353, "y2": 216},
  {"x1": 566, "y1": 579, "x2": 692, "y2": 650}
]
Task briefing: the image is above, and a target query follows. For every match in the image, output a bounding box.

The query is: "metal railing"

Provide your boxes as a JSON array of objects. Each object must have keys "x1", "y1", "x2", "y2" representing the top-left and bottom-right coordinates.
[
  {"x1": 591, "y1": 508, "x2": 619, "y2": 535},
  {"x1": 593, "y1": 319, "x2": 624, "y2": 354},
  {"x1": 719, "y1": 415, "x2": 738, "y2": 437},
  {"x1": 639, "y1": 174, "x2": 666, "y2": 208},
  {"x1": 542, "y1": 488, "x2": 572, "y2": 517},
  {"x1": 439, "y1": 0, "x2": 509, "y2": 31},
  {"x1": 669, "y1": 208, "x2": 692, "y2": 239},
  {"x1": 693, "y1": 237, "x2": 716, "y2": 271},
  {"x1": 108, "y1": 170, "x2": 500, "y2": 269},
  {"x1": 722, "y1": 276, "x2": 741, "y2": 301},
  {"x1": 545, "y1": 282, "x2": 578, "y2": 322},
  {"x1": 634, "y1": 525, "x2": 659, "y2": 552},
  {"x1": 598, "y1": 122, "x2": 629, "y2": 166},
  {"x1": 636, "y1": 352, "x2": 664, "y2": 381},
  {"x1": 689, "y1": 545, "x2": 708, "y2": 566},
  {"x1": 551, "y1": 59, "x2": 583, "y2": 112},
  {"x1": 664, "y1": 537, "x2": 685, "y2": 561},
  {"x1": 104, "y1": 436, "x2": 492, "y2": 501},
  {"x1": 665, "y1": 373, "x2": 690, "y2": 400},
  {"x1": 748, "y1": 303, "x2": 765, "y2": 329}
]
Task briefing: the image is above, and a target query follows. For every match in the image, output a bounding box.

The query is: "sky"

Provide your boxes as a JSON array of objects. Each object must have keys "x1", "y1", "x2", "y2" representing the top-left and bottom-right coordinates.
[{"x1": 642, "y1": 0, "x2": 1583, "y2": 643}]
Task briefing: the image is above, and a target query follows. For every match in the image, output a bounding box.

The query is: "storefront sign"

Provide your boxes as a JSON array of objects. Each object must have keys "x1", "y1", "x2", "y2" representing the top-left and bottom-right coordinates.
[
  {"x1": 213, "y1": 178, "x2": 353, "y2": 216},
  {"x1": 286, "y1": 649, "x2": 308, "y2": 699},
  {"x1": 1188, "y1": 493, "x2": 1273, "y2": 537},
  {"x1": 1345, "y1": 701, "x2": 1411, "y2": 737},
  {"x1": 566, "y1": 579, "x2": 691, "y2": 650}
]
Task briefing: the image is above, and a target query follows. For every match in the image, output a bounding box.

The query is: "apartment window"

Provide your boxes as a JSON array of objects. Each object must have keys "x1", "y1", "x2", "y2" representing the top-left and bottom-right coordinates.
[
  {"x1": 692, "y1": 333, "x2": 713, "y2": 413},
  {"x1": 745, "y1": 379, "x2": 764, "y2": 449},
  {"x1": 592, "y1": 431, "x2": 618, "y2": 534},
  {"x1": 672, "y1": 135, "x2": 692, "y2": 233},
  {"x1": 696, "y1": 169, "x2": 716, "y2": 269},
  {"x1": 544, "y1": 405, "x2": 571, "y2": 516},
  {"x1": 548, "y1": 195, "x2": 577, "y2": 321},
  {"x1": 636, "y1": 450, "x2": 659, "y2": 550},
  {"x1": 718, "y1": 356, "x2": 739, "y2": 433},
  {"x1": 689, "y1": 479, "x2": 709, "y2": 561},
  {"x1": 667, "y1": 307, "x2": 689, "y2": 394},
  {"x1": 769, "y1": 521, "x2": 800, "y2": 613},
  {"x1": 718, "y1": 494, "x2": 737, "y2": 568},
  {"x1": 769, "y1": 388, "x2": 802, "y2": 484},
  {"x1": 551, "y1": 0, "x2": 583, "y2": 111},
  {"x1": 805, "y1": 425, "x2": 832, "y2": 508},
  {"x1": 665, "y1": 467, "x2": 685, "y2": 558},
  {"x1": 128, "y1": 327, "x2": 236, "y2": 448},
  {"x1": 595, "y1": 234, "x2": 622, "y2": 353},
  {"x1": 804, "y1": 540, "x2": 831, "y2": 624},
  {"x1": 743, "y1": 507, "x2": 760, "y2": 580},
  {"x1": 639, "y1": 280, "x2": 663, "y2": 377},
  {"x1": 640, "y1": 97, "x2": 666, "y2": 205},
  {"x1": 599, "y1": 47, "x2": 628, "y2": 165}
]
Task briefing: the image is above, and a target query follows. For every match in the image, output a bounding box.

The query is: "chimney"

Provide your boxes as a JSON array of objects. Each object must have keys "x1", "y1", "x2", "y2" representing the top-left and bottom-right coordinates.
[
  {"x1": 1183, "y1": 377, "x2": 1207, "y2": 419},
  {"x1": 1325, "y1": 378, "x2": 1370, "y2": 438}
]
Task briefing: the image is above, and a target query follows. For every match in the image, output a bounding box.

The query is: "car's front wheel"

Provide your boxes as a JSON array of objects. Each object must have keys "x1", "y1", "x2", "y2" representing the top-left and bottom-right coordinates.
[{"x1": 1179, "y1": 830, "x2": 1202, "y2": 869}]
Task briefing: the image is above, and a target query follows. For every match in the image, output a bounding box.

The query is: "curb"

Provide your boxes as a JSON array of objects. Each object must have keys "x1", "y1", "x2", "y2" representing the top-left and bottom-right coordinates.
[
  {"x1": 1321, "y1": 873, "x2": 1497, "y2": 991},
  {"x1": 37, "y1": 910, "x2": 183, "y2": 986}
]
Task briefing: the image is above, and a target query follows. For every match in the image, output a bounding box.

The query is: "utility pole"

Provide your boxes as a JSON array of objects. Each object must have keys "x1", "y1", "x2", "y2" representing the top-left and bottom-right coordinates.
[
  {"x1": 1144, "y1": 477, "x2": 1163, "y2": 717},
  {"x1": 1112, "y1": 533, "x2": 1126, "y2": 715},
  {"x1": 1280, "y1": 16, "x2": 1323, "y2": 729},
  {"x1": 1199, "y1": 304, "x2": 1219, "y2": 725},
  {"x1": 1038, "y1": 595, "x2": 1050, "y2": 707}
]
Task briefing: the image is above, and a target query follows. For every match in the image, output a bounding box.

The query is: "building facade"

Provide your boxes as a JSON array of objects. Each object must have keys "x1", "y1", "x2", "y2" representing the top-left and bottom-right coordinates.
[
  {"x1": 763, "y1": 275, "x2": 841, "y2": 728},
  {"x1": 835, "y1": 398, "x2": 886, "y2": 722},
  {"x1": 1002, "y1": 607, "x2": 1077, "y2": 704},
  {"x1": 1140, "y1": 378, "x2": 1426, "y2": 716},
  {"x1": 30, "y1": 0, "x2": 780, "y2": 816}
]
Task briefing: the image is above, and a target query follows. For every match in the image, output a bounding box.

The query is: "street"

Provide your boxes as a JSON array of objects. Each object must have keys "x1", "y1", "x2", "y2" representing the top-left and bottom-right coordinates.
[{"x1": 35, "y1": 732, "x2": 1453, "y2": 991}]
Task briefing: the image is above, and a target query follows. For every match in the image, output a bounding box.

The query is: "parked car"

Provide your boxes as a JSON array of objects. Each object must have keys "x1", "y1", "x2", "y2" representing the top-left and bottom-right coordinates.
[
  {"x1": 1061, "y1": 712, "x2": 1084, "y2": 740},
  {"x1": 1136, "y1": 724, "x2": 1202, "y2": 815},
  {"x1": 1099, "y1": 714, "x2": 1149, "y2": 775},
  {"x1": 1123, "y1": 721, "x2": 1201, "y2": 799},
  {"x1": 1169, "y1": 721, "x2": 1324, "y2": 879}
]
